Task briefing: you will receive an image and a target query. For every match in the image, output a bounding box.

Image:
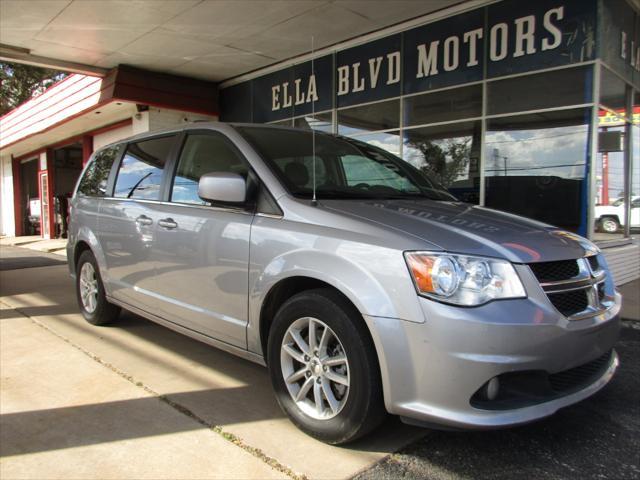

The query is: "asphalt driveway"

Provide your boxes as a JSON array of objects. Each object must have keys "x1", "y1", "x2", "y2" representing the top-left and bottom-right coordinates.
[{"x1": 356, "y1": 317, "x2": 640, "y2": 480}]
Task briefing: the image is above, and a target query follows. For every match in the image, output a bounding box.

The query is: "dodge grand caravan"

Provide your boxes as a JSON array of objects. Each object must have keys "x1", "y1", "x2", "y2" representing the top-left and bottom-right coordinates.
[{"x1": 68, "y1": 123, "x2": 621, "y2": 444}]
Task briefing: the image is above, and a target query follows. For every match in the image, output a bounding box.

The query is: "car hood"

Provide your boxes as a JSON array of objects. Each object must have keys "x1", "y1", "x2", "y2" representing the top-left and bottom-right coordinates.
[{"x1": 321, "y1": 199, "x2": 597, "y2": 263}]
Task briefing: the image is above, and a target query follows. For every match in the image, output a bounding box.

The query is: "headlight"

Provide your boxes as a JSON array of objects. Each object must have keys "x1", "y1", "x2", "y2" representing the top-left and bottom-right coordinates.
[{"x1": 404, "y1": 252, "x2": 526, "y2": 306}]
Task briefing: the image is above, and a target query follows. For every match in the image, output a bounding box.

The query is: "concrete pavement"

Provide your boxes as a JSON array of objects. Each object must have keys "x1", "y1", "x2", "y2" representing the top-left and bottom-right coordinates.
[
  {"x1": 0, "y1": 246, "x2": 424, "y2": 480},
  {"x1": 0, "y1": 304, "x2": 284, "y2": 480}
]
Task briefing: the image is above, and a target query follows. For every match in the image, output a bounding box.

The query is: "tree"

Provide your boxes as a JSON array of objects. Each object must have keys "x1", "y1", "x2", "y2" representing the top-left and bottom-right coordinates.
[
  {"x1": 0, "y1": 62, "x2": 67, "y2": 115},
  {"x1": 407, "y1": 137, "x2": 471, "y2": 188}
]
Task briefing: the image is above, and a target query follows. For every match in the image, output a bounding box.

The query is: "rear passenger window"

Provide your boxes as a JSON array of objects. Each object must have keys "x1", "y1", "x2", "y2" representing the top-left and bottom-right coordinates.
[
  {"x1": 171, "y1": 133, "x2": 248, "y2": 205},
  {"x1": 114, "y1": 135, "x2": 175, "y2": 200},
  {"x1": 77, "y1": 146, "x2": 119, "y2": 196}
]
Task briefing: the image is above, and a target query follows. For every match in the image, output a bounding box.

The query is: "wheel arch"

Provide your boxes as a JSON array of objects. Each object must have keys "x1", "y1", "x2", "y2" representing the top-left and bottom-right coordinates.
[
  {"x1": 258, "y1": 276, "x2": 368, "y2": 360},
  {"x1": 600, "y1": 214, "x2": 621, "y2": 223},
  {"x1": 72, "y1": 227, "x2": 111, "y2": 294}
]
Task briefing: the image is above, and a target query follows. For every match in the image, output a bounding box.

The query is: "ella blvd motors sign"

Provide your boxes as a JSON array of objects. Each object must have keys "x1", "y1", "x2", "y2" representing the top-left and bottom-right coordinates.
[{"x1": 227, "y1": 0, "x2": 596, "y2": 123}]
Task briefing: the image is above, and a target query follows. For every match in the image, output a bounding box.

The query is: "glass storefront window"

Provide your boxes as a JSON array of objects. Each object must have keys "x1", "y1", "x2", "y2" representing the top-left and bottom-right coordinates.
[
  {"x1": 487, "y1": 66, "x2": 592, "y2": 116},
  {"x1": 484, "y1": 108, "x2": 591, "y2": 233},
  {"x1": 403, "y1": 121, "x2": 481, "y2": 203},
  {"x1": 293, "y1": 112, "x2": 333, "y2": 132},
  {"x1": 337, "y1": 99, "x2": 399, "y2": 135},
  {"x1": 346, "y1": 131, "x2": 401, "y2": 156},
  {"x1": 593, "y1": 120, "x2": 627, "y2": 241},
  {"x1": 403, "y1": 85, "x2": 482, "y2": 128}
]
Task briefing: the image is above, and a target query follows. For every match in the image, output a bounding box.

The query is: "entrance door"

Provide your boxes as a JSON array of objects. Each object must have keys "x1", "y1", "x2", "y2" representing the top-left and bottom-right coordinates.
[{"x1": 39, "y1": 171, "x2": 50, "y2": 238}]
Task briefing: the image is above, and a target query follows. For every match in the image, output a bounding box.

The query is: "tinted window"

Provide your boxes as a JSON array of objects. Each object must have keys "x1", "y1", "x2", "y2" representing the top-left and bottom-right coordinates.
[
  {"x1": 113, "y1": 136, "x2": 175, "y2": 200},
  {"x1": 404, "y1": 85, "x2": 482, "y2": 127},
  {"x1": 337, "y1": 99, "x2": 399, "y2": 136},
  {"x1": 77, "y1": 146, "x2": 119, "y2": 196},
  {"x1": 171, "y1": 133, "x2": 248, "y2": 205},
  {"x1": 487, "y1": 66, "x2": 592, "y2": 115}
]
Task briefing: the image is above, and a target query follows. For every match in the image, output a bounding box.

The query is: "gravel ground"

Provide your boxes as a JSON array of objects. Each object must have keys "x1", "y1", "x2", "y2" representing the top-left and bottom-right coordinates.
[{"x1": 356, "y1": 319, "x2": 640, "y2": 480}]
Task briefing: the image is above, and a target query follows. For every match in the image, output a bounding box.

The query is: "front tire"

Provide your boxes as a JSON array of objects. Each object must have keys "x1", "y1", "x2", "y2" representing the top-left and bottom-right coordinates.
[
  {"x1": 600, "y1": 217, "x2": 620, "y2": 233},
  {"x1": 267, "y1": 289, "x2": 385, "y2": 444},
  {"x1": 76, "y1": 250, "x2": 120, "y2": 326}
]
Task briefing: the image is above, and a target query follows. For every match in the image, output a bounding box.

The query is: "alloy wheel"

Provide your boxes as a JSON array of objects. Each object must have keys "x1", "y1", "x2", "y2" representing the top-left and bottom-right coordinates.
[
  {"x1": 280, "y1": 317, "x2": 350, "y2": 420},
  {"x1": 79, "y1": 262, "x2": 99, "y2": 313}
]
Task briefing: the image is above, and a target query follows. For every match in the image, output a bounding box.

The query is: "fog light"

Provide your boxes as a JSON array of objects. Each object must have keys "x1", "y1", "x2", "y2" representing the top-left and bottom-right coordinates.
[{"x1": 482, "y1": 377, "x2": 500, "y2": 401}]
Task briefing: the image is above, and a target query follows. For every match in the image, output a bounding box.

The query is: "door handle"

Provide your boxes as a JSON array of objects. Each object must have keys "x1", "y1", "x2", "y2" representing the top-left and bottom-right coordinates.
[
  {"x1": 158, "y1": 218, "x2": 178, "y2": 229},
  {"x1": 135, "y1": 215, "x2": 153, "y2": 226}
]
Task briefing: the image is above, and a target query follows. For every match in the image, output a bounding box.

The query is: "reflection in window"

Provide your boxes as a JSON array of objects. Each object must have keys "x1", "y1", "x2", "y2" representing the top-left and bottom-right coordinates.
[
  {"x1": 346, "y1": 131, "x2": 401, "y2": 156},
  {"x1": 594, "y1": 123, "x2": 626, "y2": 239},
  {"x1": 171, "y1": 134, "x2": 248, "y2": 205},
  {"x1": 78, "y1": 146, "x2": 118, "y2": 197},
  {"x1": 293, "y1": 112, "x2": 333, "y2": 132},
  {"x1": 337, "y1": 99, "x2": 399, "y2": 136},
  {"x1": 403, "y1": 121, "x2": 481, "y2": 204},
  {"x1": 114, "y1": 136, "x2": 175, "y2": 200},
  {"x1": 484, "y1": 109, "x2": 590, "y2": 233}
]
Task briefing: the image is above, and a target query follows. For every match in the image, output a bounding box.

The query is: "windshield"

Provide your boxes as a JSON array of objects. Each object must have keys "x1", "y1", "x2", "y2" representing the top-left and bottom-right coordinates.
[{"x1": 236, "y1": 126, "x2": 456, "y2": 201}]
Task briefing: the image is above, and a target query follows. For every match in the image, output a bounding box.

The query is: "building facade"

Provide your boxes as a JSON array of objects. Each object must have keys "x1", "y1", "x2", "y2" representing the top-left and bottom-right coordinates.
[
  {"x1": 1, "y1": 0, "x2": 638, "y2": 285},
  {"x1": 0, "y1": 66, "x2": 218, "y2": 240},
  {"x1": 219, "y1": 0, "x2": 640, "y2": 285}
]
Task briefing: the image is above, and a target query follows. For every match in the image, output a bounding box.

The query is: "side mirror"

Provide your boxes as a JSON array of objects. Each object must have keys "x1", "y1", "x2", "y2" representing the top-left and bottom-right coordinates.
[{"x1": 198, "y1": 172, "x2": 247, "y2": 204}]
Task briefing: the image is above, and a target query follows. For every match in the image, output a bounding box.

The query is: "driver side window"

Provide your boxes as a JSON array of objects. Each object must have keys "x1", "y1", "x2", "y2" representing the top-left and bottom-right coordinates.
[{"x1": 171, "y1": 133, "x2": 248, "y2": 205}]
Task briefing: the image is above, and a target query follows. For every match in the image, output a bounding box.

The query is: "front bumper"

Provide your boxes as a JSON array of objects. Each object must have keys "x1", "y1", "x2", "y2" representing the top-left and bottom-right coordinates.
[{"x1": 364, "y1": 267, "x2": 622, "y2": 429}]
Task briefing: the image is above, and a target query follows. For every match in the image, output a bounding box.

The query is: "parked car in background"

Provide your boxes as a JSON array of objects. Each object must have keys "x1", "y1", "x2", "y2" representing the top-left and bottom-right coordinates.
[
  {"x1": 68, "y1": 123, "x2": 621, "y2": 444},
  {"x1": 595, "y1": 196, "x2": 640, "y2": 233}
]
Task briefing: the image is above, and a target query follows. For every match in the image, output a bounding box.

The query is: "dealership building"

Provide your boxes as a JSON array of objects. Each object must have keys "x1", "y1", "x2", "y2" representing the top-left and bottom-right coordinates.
[{"x1": 1, "y1": 0, "x2": 639, "y2": 284}]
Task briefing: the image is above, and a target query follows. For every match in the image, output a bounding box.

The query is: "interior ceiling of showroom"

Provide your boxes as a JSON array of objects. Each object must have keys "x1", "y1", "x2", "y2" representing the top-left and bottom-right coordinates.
[{"x1": 0, "y1": 0, "x2": 463, "y2": 82}]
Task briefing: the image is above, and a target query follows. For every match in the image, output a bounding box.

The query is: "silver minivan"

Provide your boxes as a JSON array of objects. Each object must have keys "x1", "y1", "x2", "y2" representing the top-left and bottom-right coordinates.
[{"x1": 68, "y1": 123, "x2": 621, "y2": 444}]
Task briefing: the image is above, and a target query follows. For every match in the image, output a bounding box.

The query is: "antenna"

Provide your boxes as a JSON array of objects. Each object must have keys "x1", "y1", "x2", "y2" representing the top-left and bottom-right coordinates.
[{"x1": 311, "y1": 35, "x2": 318, "y2": 206}]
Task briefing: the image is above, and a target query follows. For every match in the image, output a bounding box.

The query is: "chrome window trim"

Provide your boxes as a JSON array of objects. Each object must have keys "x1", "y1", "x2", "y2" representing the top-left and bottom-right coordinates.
[{"x1": 100, "y1": 196, "x2": 254, "y2": 217}]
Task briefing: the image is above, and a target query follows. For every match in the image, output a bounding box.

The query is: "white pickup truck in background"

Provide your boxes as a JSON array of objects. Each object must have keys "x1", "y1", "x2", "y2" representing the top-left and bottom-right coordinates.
[{"x1": 595, "y1": 196, "x2": 640, "y2": 233}]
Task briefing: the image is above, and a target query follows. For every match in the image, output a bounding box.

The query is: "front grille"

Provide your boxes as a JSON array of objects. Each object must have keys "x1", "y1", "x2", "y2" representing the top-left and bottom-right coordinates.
[
  {"x1": 527, "y1": 256, "x2": 610, "y2": 320},
  {"x1": 547, "y1": 289, "x2": 589, "y2": 317},
  {"x1": 549, "y1": 350, "x2": 613, "y2": 393},
  {"x1": 530, "y1": 259, "x2": 579, "y2": 283}
]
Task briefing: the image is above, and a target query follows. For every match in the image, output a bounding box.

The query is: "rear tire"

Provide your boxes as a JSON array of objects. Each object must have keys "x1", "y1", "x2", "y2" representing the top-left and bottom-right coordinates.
[
  {"x1": 267, "y1": 288, "x2": 386, "y2": 444},
  {"x1": 75, "y1": 250, "x2": 120, "y2": 326}
]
